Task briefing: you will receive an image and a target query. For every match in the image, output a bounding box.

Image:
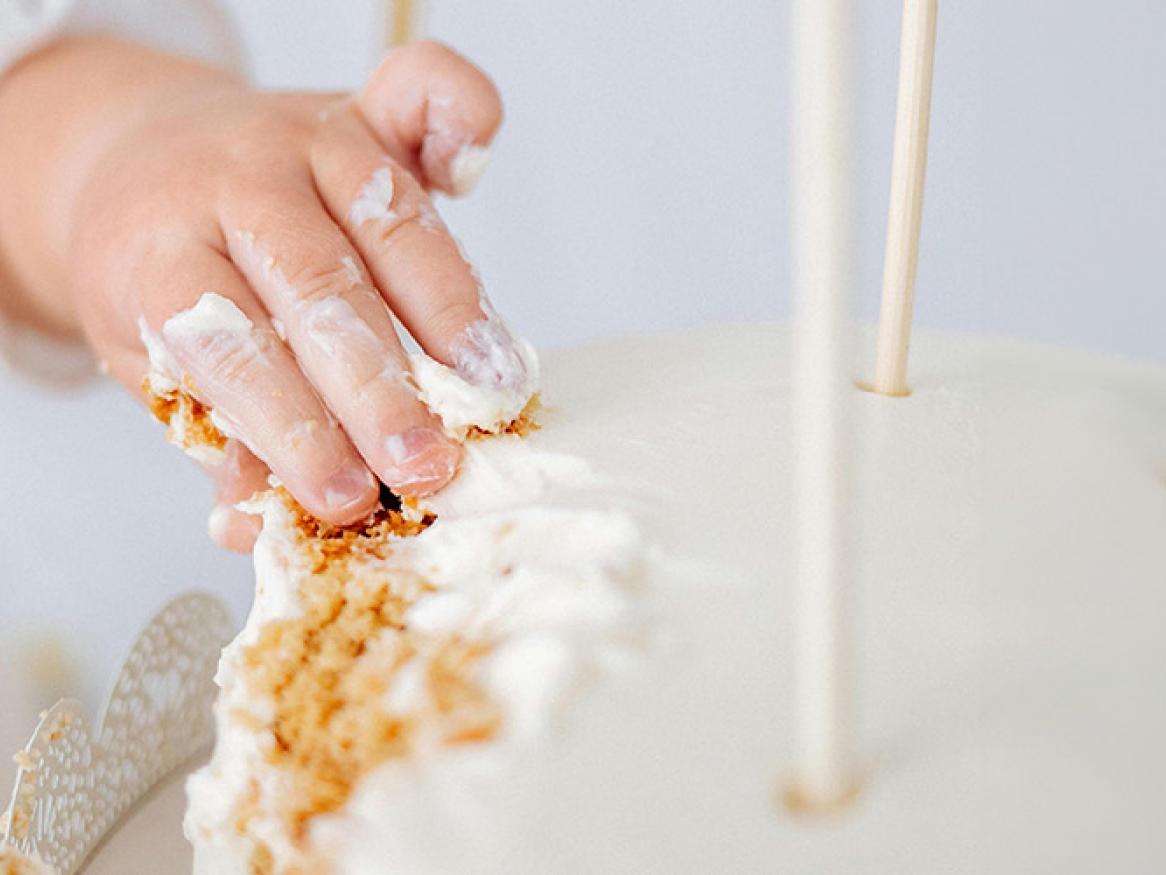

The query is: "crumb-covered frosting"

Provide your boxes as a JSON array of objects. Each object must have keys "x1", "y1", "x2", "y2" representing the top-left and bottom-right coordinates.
[
  {"x1": 411, "y1": 298, "x2": 540, "y2": 439},
  {"x1": 146, "y1": 381, "x2": 229, "y2": 467},
  {"x1": 174, "y1": 303, "x2": 648, "y2": 874},
  {"x1": 185, "y1": 439, "x2": 648, "y2": 874}
]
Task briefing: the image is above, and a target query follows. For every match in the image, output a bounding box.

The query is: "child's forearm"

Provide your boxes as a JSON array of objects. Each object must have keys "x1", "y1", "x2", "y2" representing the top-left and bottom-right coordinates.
[{"x1": 0, "y1": 36, "x2": 239, "y2": 336}]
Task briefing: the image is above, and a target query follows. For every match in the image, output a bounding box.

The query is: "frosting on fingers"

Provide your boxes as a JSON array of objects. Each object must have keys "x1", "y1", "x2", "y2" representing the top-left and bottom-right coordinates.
[{"x1": 410, "y1": 295, "x2": 539, "y2": 439}]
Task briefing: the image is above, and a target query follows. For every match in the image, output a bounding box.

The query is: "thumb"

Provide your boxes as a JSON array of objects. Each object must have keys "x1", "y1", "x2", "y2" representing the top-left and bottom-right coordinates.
[{"x1": 207, "y1": 439, "x2": 270, "y2": 552}]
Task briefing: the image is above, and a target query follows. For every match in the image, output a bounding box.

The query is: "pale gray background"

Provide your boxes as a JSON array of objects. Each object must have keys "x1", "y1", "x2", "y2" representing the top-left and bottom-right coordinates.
[{"x1": 1, "y1": 0, "x2": 1163, "y2": 752}]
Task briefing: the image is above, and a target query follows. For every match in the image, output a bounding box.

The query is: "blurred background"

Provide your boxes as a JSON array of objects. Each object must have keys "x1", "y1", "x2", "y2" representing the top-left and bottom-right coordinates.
[{"x1": 1, "y1": 0, "x2": 1163, "y2": 753}]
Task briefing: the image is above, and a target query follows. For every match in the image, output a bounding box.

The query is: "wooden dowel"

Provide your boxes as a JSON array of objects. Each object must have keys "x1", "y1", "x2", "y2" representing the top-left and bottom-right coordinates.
[
  {"x1": 385, "y1": 0, "x2": 424, "y2": 50},
  {"x1": 785, "y1": 0, "x2": 860, "y2": 814},
  {"x1": 873, "y1": 0, "x2": 938, "y2": 397}
]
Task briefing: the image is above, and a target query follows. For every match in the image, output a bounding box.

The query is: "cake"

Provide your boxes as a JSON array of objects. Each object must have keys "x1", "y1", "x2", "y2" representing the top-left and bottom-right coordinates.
[{"x1": 174, "y1": 322, "x2": 1166, "y2": 874}]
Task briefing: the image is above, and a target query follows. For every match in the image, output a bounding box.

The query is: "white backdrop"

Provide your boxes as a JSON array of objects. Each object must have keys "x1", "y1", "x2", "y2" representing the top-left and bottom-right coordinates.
[
  {"x1": 234, "y1": 0, "x2": 1166, "y2": 361},
  {"x1": 2, "y1": 0, "x2": 1163, "y2": 754}
]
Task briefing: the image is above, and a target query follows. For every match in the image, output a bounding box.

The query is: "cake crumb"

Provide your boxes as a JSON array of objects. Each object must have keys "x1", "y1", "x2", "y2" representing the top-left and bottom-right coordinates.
[
  {"x1": 467, "y1": 394, "x2": 542, "y2": 440},
  {"x1": 275, "y1": 487, "x2": 437, "y2": 573},
  {"x1": 144, "y1": 381, "x2": 228, "y2": 455}
]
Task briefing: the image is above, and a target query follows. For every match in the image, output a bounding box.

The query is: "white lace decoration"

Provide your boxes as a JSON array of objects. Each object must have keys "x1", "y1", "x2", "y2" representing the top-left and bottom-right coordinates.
[{"x1": 1, "y1": 593, "x2": 233, "y2": 874}]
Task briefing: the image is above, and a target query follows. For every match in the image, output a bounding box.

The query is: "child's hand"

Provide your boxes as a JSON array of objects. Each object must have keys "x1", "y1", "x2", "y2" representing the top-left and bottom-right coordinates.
[{"x1": 0, "y1": 37, "x2": 514, "y2": 549}]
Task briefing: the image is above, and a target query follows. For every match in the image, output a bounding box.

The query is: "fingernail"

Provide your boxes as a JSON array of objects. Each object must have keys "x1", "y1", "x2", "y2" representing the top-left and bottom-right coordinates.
[
  {"x1": 382, "y1": 427, "x2": 460, "y2": 495},
  {"x1": 451, "y1": 310, "x2": 530, "y2": 393},
  {"x1": 322, "y1": 464, "x2": 377, "y2": 510},
  {"x1": 448, "y1": 143, "x2": 491, "y2": 196}
]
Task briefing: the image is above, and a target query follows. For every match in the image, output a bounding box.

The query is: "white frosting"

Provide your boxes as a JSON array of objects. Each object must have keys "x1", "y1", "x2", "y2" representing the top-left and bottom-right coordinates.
[
  {"x1": 349, "y1": 168, "x2": 397, "y2": 229},
  {"x1": 410, "y1": 301, "x2": 540, "y2": 438},
  {"x1": 189, "y1": 325, "x2": 1166, "y2": 874},
  {"x1": 138, "y1": 317, "x2": 179, "y2": 395},
  {"x1": 158, "y1": 294, "x2": 268, "y2": 405},
  {"x1": 299, "y1": 296, "x2": 380, "y2": 358},
  {"x1": 163, "y1": 292, "x2": 253, "y2": 339},
  {"x1": 140, "y1": 311, "x2": 223, "y2": 466},
  {"x1": 340, "y1": 256, "x2": 363, "y2": 288},
  {"x1": 231, "y1": 230, "x2": 294, "y2": 303},
  {"x1": 409, "y1": 348, "x2": 537, "y2": 437},
  {"x1": 186, "y1": 318, "x2": 595, "y2": 873},
  {"x1": 448, "y1": 144, "x2": 492, "y2": 196},
  {"x1": 186, "y1": 437, "x2": 647, "y2": 874},
  {"x1": 139, "y1": 294, "x2": 266, "y2": 466}
]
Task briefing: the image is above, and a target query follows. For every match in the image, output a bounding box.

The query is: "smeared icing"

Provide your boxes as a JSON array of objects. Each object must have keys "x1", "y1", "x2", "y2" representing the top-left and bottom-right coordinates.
[
  {"x1": 349, "y1": 168, "x2": 397, "y2": 229},
  {"x1": 448, "y1": 144, "x2": 492, "y2": 196},
  {"x1": 410, "y1": 297, "x2": 539, "y2": 438}
]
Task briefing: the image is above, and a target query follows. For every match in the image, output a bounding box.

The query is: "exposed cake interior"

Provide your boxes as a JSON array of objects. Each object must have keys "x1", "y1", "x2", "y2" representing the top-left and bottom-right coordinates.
[
  {"x1": 232, "y1": 489, "x2": 503, "y2": 850},
  {"x1": 150, "y1": 312, "x2": 648, "y2": 874},
  {"x1": 184, "y1": 423, "x2": 648, "y2": 874}
]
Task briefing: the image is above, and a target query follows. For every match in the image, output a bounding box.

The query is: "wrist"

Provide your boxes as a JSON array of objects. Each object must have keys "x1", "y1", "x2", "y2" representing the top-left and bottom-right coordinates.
[{"x1": 0, "y1": 36, "x2": 241, "y2": 336}]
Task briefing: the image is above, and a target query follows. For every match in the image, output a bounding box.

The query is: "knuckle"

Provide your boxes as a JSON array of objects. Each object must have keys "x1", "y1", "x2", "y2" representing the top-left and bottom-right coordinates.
[
  {"x1": 371, "y1": 211, "x2": 426, "y2": 253},
  {"x1": 284, "y1": 260, "x2": 356, "y2": 304},
  {"x1": 201, "y1": 336, "x2": 267, "y2": 385}
]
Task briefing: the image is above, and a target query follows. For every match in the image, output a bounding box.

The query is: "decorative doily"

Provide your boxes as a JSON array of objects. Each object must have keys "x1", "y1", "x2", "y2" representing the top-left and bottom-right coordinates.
[{"x1": 1, "y1": 593, "x2": 233, "y2": 874}]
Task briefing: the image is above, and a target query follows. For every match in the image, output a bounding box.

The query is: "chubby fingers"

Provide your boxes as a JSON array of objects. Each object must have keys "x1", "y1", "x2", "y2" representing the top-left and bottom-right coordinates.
[
  {"x1": 312, "y1": 117, "x2": 530, "y2": 394},
  {"x1": 223, "y1": 193, "x2": 461, "y2": 498},
  {"x1": 208, "y1": 440, "x2": 268, "y2": 552},
  {"x1": 139, "y1": 250, "x2": 380, "y2": 524},
  {"x1": 104, "y1": 348, "x2": 268, "y2": 551},
  {"x1": 357, "y1": 40, "x2": 502, "y2": 196}
]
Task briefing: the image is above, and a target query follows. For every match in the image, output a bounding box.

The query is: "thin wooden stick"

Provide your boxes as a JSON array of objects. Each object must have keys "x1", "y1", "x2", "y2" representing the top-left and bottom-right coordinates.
[
  {"x1": 385, "y1": 0, "x2": 424, "y2": 50},
  {"x1": 873, "y1": 0, "x2": 938, "y2": 397},
  {"x1": 785, "y1": 0, "x2": 860, "y2": 814}
]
